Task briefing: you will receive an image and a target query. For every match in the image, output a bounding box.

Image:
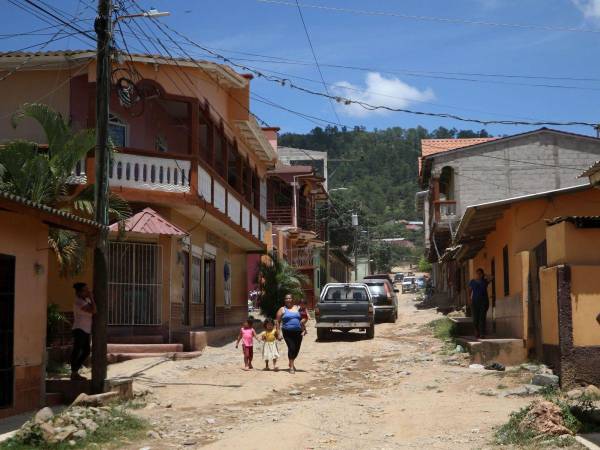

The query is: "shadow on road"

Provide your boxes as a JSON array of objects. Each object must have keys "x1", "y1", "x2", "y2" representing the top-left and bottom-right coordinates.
[{"x1": 315, "y1": 331, "x2": 370, "y2": 343}]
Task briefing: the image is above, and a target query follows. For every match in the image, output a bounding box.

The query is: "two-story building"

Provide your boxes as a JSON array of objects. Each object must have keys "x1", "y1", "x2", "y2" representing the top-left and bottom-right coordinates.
[
  {"x1": 417, "y1": 128, "x2": 600, "y2": 310},
  {"x1": 0, "y1": 50, "x2": 277, "y2": 346},
  {"x1": 266, "y1": 164, "x2": 327, "y2": 307}
]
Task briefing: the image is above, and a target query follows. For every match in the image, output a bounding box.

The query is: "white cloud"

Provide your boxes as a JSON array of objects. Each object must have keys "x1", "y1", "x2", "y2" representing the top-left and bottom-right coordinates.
[
  {"x1": 330, "y1": 72, "x2": 435, "y2": 118},
  {"x1": 572, "y1": 0, "x2": 600, "y2": 19}
]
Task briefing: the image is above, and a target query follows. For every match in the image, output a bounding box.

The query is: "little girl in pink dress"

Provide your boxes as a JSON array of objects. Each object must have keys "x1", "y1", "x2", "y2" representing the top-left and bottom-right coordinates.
[{"x1": 236, "y1": 318, "x2": 257, "y2": 370}]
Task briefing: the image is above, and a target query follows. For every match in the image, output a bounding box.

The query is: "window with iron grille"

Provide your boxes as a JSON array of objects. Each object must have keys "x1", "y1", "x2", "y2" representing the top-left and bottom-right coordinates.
[{"x1": 107, "y1": 241, "x2": 162, "y2": 325}]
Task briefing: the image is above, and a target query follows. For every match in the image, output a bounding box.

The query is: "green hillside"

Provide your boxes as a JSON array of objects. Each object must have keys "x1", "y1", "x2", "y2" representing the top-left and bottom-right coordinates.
[{"x1": 279, "y1": 125, "x2": 490, "y2": 270}]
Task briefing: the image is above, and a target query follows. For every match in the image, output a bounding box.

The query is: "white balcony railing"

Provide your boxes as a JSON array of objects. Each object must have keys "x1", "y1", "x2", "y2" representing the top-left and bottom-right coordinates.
[
  {"x1": 67, "y1": 158, "x2": 87, "y2": 184},
  {"x1": 109, "y1": 153, "x2": 191, "y2": 193}
]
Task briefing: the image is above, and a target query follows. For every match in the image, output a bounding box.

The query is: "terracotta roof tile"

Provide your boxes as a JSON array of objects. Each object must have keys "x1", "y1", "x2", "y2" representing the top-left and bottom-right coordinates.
[
  {"x1": 420, "y1": 138, "x2": 498, "y2": 157},
  {"x1": 109, "y1": 208, "x2": 186, "y2": 235},
  {"x1": 419, "y1": 137, "x2": 498, "y2": 176}
]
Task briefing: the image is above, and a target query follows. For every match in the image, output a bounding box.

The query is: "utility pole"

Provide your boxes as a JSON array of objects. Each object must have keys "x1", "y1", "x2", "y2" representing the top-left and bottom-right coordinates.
[
  {"x1": 91, "y1": 0, "x2": 112, "y2": 394},
  {"x1": 324, "y1": 214, "x2": 330, "y2": 283},
  {"x1": 352, "y1": 213, "x2": 358, "y2": 281}
]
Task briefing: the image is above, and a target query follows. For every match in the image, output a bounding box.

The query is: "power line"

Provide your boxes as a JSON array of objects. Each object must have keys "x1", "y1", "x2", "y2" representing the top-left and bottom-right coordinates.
[
  {"x1": 257, "y1": 0, "x2": 600, "y2": 34},
  {"x1": 16, "y1": 0, "x2": 95, "y2": 41},
  {"x1": 294, "y1": 0, "x2": 342, "y2": 126},
  {"x1": 143, "y1": 23, "x2": 600, "y2": 129}
]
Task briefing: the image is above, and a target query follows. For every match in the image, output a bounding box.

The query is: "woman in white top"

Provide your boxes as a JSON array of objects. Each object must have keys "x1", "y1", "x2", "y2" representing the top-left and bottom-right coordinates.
[{"x1": 70, "y1": 282, "x2": 96, "y2": 380}]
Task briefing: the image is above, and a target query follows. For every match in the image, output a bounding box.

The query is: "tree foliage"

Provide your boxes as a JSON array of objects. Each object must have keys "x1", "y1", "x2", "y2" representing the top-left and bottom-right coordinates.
[
  {"x1": 0, "y1": 103, "x2": 131, "y2": 276},
  {"x1": 255, "y1": 254, "x2": 308, "y2": 319}
]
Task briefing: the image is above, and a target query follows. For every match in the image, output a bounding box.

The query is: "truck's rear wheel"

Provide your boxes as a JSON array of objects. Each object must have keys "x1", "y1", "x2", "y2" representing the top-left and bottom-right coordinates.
[
  {"x1": 317, "y1": 328, "x2": 329, "y2": 341},
  {"x1": 366, "y1": 324, "x2": 375, "y2": 339}
]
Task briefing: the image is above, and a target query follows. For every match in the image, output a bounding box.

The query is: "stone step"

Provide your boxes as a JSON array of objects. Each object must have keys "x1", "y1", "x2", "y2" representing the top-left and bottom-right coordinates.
[
  {"x1": 448, "y1": 317, "x2": 475, "y2": 336},
  {"x1": 107, "y1": 335, "x2": 164, "y2": 344},
  {"x1": 107, "y1": 351, "x2": 202, "y2": 364},
  {"x1": 456, "y1": 336, "x2": 527, "y2": 366},
  {"x1": 106, "y1": 343, "x2": 183, "y2": 354}
]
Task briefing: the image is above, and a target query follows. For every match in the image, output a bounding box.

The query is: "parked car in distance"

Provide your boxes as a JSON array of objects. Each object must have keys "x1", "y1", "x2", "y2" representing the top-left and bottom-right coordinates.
[
  {"x1": 363, "y1": 273, "x2": 394, "y2": 285},
  {"x1": 393, "y1": 273, "x2": 404, "y2": 283},
  {"x1": 416, "y1": 277, "x2": 426, "y2": 289},
  {"x1": 362, "y1": 279, "x2": 398, "y2": 323},
  {"x1": 401, "y1": 276, "x2": 417, "y2": 293},
  {"x1": 315, "y1": 283, "x2": 375, "y2": 340}
]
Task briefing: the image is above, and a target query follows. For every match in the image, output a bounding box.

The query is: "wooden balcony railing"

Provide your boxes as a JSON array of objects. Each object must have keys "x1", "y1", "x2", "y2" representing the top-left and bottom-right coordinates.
[
  {"x1": 287, "y1": 247, "x2": 315, "y2": 268},
  {"x1": 267, "y1": 207, "x2": 294, "y2": 226},
  {"x1": 433, "y1": 200, "x2": 458, "y2": 223}
]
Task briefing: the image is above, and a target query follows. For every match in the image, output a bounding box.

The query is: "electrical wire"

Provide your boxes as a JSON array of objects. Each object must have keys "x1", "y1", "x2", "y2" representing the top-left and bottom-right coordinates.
[
  {"x1": 150, "y1": 22, "x2": 600, "y2": 129},
  {"x1": 294, "y1": 0, "x2": 342, "y2": 126},
  {"x1": 257, "y1": 0, "x2": 600, "y2": 34}
]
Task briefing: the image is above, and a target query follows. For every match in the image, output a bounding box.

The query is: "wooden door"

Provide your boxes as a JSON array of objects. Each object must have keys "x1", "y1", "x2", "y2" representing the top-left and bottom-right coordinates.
[
  {"x1": 182, "y1": 251, "x2": 190, "y2": 326},
  {"x1": 204, "y1": 259, "x2": 216, "y2": 327},
  {"x1": 529, "y1": 241, "x2": 547, "y2": 359},
  {"x1": 0, "y1": 254, "x2": 15, "y2": 409}
]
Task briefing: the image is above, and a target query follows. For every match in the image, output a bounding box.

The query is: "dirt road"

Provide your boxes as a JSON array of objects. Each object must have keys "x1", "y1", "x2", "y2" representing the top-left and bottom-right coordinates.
[{"x1": 112, "y1": 293, "x2": 537, "y2": 449}]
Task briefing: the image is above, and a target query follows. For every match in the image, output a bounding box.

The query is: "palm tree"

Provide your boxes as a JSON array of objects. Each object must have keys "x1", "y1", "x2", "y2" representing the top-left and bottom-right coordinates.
[
  {"x1": 255, "y1": 254, "x2": 308, "y2": 319},
  {"x1": 0, "y1": 103, "x2": 131, "y2": 276}
]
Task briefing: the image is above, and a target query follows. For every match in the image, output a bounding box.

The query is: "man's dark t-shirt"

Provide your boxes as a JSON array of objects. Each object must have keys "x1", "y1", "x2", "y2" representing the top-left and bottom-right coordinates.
[{"x1": 469, "y1": 278, "x2": 489, "y2": 304}]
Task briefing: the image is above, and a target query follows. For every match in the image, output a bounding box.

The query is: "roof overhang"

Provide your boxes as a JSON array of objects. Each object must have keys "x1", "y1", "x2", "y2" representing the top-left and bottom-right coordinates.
[
  {"x1": 235, "y1": 118, "x2": 278, "y2": 167},
  {"x1": 0, "y1": 51, "x2": 248, "y2": 89},
  {"x1": 108, "y1": 207, "x2": 186, "y2": 236},
  {"x1": 454, "y1": 183, "x2": 591, "y2": 260}
]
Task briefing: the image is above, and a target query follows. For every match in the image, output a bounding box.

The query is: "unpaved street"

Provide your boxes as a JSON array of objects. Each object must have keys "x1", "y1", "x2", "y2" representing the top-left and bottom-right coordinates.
[{"x1": 111, "y1": 294, "x2": 537, "y2": 449}]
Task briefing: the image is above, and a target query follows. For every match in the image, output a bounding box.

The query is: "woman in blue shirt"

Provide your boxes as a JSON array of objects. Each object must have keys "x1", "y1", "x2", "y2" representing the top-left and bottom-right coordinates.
[
  {"x1": 276, "y1": 294, "x2": 306, "y2": 374},
  {"x1": 468, "y1": 268, "x2": 492, "y2": 339}
]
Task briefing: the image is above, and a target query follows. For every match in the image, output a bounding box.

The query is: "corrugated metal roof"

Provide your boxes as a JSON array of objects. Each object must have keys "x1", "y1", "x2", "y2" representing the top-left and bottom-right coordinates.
[
  {"x1": 579, "y1": 160, "x2": 600, "y2": 178},
  {"x1": 109, "y1": 208, "x2": 186, "y2": 235},
  {"x1": 0, "y1": 190, "x2": 102, "y2": 230},
  {"x1": 546, "y1": 216, "x2": 600, "y2": 227}
]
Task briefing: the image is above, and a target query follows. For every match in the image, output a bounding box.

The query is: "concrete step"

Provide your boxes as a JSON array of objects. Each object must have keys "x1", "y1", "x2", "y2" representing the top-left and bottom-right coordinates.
[
  {"x1": 107, "y1": 335, "x2": 164, "y2": 344},
  {"x1": 106, "y1": 343, "x2": 183, "y2": 354},
  {"x1": 45, "y1": 392, "x2": 64, "y2": 407},
  {"x1": 449, "y1": 317, "x2": 475, "y2": 336},
  {"x1": 107, "y1": 351, "x2": 202, "y2": 364},
  {"x1": 456, "y1": 336, "x2": 527, "y2": 366}
]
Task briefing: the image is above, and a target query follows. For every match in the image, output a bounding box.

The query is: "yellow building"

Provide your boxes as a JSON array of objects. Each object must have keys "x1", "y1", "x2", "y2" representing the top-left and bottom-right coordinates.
[
  {"x1": 0, "y1": 51, "x2": 277, "y2": 346},
  {"x1": 454, "y1": 184, "x2": 600, "y2": 386}
]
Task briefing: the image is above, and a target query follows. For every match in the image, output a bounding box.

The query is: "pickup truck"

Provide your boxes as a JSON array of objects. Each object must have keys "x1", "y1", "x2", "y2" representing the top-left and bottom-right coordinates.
[{"x1": 315, "y1": 283, "x2": 375, "y2": 340}]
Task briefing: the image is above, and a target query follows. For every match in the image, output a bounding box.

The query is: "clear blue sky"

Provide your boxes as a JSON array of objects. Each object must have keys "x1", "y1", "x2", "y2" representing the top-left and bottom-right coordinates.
[{"x1": 3, "y1": 0, "x2": 600, "y2": 137}]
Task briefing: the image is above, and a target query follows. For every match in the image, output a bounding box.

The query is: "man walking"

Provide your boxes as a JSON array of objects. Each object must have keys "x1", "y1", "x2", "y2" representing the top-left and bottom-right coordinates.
[
  {"x1": 468, "y1": 268, "x2": 491, "y2": 339},
  {"x1": 70, "y1": 282, "x2": 96, "y2": 380}
]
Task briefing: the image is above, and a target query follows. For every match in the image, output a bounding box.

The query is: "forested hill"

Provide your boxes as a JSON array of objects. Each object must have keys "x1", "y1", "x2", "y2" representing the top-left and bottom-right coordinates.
[{"x1": 279, "y1": 125, "x2": 491, "y2": 223}]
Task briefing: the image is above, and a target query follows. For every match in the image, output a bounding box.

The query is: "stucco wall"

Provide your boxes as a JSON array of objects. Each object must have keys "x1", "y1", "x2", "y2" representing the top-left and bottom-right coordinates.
[
  {"x1": 47, "y1": 249, "x2": 94, "y2": 312},
  {"x1": 0, "y1": 210, "x2": 48, "y2": 366},
  {"x1": 0, "y1": 70, "x2": 71, "y2": 143},
  {"x1": 539, "y1": 266, "x2": 559, "y2": 346},
  {"x1": 570, "y1": 266, "x2": 600, "y2": 347},
  {"x1": 547, "y1": 221, "x2": 600, "y2": 266},
  {"x1": 431, "y1": 132, "x2": 600, "y2": 218}
]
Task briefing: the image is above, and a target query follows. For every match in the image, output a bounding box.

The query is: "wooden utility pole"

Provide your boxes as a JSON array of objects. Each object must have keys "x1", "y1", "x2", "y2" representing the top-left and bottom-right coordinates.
[{"x1": 91, "y1": 0, "x2": 112, "y2": 394}]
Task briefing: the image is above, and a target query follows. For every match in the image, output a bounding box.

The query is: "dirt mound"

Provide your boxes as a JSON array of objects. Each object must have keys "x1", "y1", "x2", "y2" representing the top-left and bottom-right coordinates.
[{"x1": 518, "y1": 400, "x2": 573, "y2": 436}]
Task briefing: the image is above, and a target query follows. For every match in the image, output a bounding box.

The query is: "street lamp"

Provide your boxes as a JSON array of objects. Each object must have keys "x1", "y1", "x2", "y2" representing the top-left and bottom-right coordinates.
[{"x1": 115, "y1": 8, "x2": 170, "y2": 22}]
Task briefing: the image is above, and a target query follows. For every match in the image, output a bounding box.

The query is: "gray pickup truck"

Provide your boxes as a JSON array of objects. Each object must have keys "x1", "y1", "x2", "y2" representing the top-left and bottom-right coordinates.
[{"x1": 315, "y1": 283, "x2": 375, "y2": 340}]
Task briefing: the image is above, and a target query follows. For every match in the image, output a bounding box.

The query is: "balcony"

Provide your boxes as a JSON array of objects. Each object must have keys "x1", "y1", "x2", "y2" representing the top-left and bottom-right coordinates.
[
  {"x1": 434, "y1": 200, "x2": 458, "y2": 223},
  {"x1": 287, "y1": 247, "x2": 315, "y2": 268},
  {"x1": 267, "y1": 206, "x2": 294, "y2": 227},
  {"x1": 77, "y1": 149, "x2": 267, "y2": 243}
]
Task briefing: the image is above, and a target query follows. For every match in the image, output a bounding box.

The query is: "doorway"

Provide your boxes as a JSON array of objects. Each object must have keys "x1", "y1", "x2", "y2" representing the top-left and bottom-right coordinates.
[
  {"x1": 204, "y1": 258, "x2": 216, "y2": 327},
  {"x1": 0, "y1": 254, "x2": 15, "y2": 409},
  {"x1": 529, "y1": 241, "x2": 547, "y2": 359},
  {"x1": 491, "y1": 258, "x2": 497, "y2": 334},
  {"x1": 182, "y1": 251, "x2": 190, "y2": 326}
]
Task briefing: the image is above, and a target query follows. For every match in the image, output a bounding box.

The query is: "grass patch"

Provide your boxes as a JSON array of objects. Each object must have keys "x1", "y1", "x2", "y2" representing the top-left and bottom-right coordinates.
[
  {"x1": 425, "y1": 318, "x2": 458, "y2": 354},
  {"x1": 496, "y1": 394, "x2": 600, "y2": 448},
  {"x1": 0, "y1": 406, "x2": 147, "y2": 450}
]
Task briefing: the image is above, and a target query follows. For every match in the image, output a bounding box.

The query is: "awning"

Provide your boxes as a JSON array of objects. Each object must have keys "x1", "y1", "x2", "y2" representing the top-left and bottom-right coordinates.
[{"x1": 109, "y1": 207, "x2": 186, "y2": 236}]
